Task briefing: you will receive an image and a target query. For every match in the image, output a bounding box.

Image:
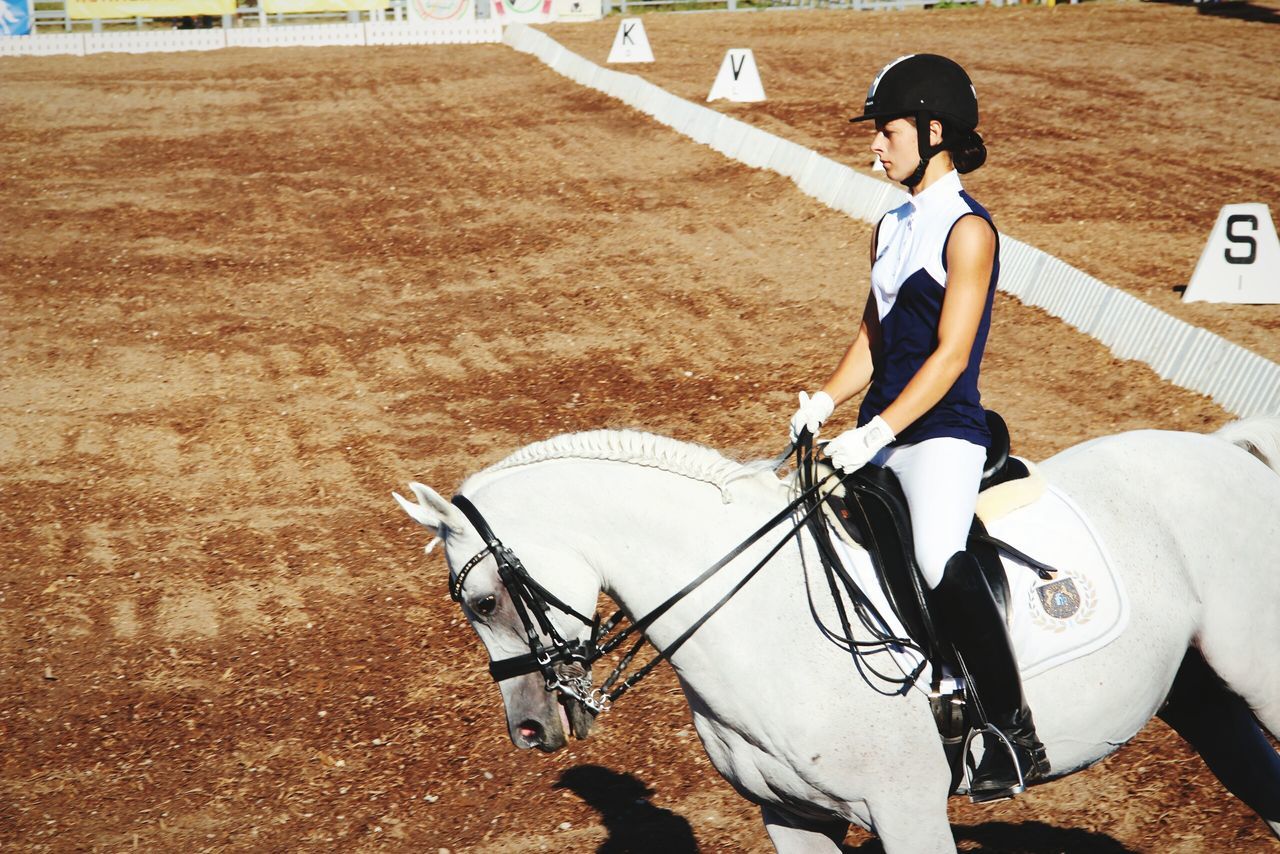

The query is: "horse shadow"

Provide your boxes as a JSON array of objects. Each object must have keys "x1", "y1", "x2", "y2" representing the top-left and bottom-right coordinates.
[
  {"x1": 844, "y1": 820, "x2": 1139, "y2": 853},
  {"x1": 553, "y1": 765, "x2": 699, "y2": 853},
  {"x1": 554, "y1": 767, "x2": 1137, "y2": 853}
]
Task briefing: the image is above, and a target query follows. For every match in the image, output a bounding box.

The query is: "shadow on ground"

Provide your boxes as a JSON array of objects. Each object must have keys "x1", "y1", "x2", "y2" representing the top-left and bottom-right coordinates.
[
  {"x1": 844, "y1": 820, "x2": 1139, "y2": 853},
  {"x1": 553, "y1": 766, "x2": 1137, "y2": 854},
  {"x1": 554, "y1": 765, "x2": 699, "y2": 853},
  {"x1": 1143, "y1": 0, "x2": 1280, "y2": 23},
  {"x1": 1196, "y1": 0, "x2": 1280, "y2": 22}
]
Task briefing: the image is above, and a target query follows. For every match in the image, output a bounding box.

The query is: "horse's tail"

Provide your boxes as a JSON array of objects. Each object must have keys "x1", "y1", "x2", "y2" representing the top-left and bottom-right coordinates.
[{"x1": 1214, "y1": 416, "x2": 1280, "y2": 476}]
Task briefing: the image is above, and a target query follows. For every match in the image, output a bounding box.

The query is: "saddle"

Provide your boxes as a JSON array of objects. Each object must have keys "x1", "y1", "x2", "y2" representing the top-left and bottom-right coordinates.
[{"x1": 818, "y1": 411, "x2": 1048, "y2": 666}]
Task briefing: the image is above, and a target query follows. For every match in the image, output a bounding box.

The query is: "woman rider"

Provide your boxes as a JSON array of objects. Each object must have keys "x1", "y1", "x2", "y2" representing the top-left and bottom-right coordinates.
[{"x1": 788, "y1": 54, "x2": 1049, "y2": 802}]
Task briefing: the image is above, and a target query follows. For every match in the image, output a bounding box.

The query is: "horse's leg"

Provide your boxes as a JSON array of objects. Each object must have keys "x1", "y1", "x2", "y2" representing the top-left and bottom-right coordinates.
[
  {"x1": 760, "y1": 805, "x2": 848, "y2": 854},
  {"x1": 1159, "y1": 647, "x2": 1280, "y2": 840},
  {"x1": 861, "y1": 796, "x2": 957, "y2": 854}
]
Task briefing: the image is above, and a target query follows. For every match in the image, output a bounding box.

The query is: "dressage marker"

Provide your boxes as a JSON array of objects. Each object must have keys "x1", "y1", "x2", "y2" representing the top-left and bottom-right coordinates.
[
  {"x1": 606, "y1": 16, "x2": 653, "y2": 64},
  {"x1": 1183, "y1": 203, "x2": 1280, "y2": 304},
  {"x1": 707, "y1": 48, "x2": 766, "y2": 103}
]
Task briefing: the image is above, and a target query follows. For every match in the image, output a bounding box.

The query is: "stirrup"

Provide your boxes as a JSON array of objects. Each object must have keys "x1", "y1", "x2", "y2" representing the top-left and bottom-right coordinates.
[{"x1": 962, "y1": 723, "x2": 1025, "y2": 804}]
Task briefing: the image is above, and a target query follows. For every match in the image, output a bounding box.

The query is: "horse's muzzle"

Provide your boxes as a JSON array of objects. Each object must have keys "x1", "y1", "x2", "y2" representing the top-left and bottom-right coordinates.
[
  {"x1": 510, "y1": 695, "x2": 593, "y2": 752},
  {"x1": 514, "y1": 716, "x2": 565, "y2": 752}
]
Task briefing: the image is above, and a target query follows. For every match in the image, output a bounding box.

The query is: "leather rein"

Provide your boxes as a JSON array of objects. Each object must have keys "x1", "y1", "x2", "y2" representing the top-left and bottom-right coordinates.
[{"x1": 447, "y1": 435, "x2": 918, "y2": 716}]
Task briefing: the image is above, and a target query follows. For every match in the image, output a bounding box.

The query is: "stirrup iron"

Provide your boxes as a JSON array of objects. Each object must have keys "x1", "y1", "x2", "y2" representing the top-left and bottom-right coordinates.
[{"x1": 962, "y1": 723, "x2": 1025, "y2": 804}]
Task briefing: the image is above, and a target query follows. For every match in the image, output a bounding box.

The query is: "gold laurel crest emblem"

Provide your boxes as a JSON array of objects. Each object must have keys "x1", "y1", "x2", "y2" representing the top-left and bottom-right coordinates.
[
  {"x1": 1037, "y1": 579, "x2": 1081, "y2": 618},
  {"x1": 1028, "y1": 571, "x2": 1098, "y2": 633}
]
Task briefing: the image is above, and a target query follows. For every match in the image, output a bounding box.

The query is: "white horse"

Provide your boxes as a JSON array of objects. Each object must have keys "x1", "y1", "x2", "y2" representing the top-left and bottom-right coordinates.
[{"x1": 395, "y1": 419, "x2": 1280, "y2": 853}]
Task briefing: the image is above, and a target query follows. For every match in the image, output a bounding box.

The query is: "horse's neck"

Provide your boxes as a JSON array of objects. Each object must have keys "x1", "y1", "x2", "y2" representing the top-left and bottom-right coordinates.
[
  {"x1": 480, "y1": 458, "x2": 797, "y2": 647},
  {"x1": 484, "y1": 460, "x2": 907, "y2": 751},
  {"x1": 553, "y1": 463, "x2": 889, "y2": 741},
  {"x1": 541, "y1": 462, "x2": 801, "y2": 656}
]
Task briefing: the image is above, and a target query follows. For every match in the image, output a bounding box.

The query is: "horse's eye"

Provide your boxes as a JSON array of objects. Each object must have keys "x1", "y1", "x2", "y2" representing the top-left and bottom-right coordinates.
[{"x1": 472, "y1": 594, "x2": 497, "y2": 617}]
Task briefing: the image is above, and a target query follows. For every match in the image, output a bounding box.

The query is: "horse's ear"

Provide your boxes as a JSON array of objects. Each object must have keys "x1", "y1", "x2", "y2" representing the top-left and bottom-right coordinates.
[{"x1": 393, "y1": 482, "x2": 468, "y2": 538}]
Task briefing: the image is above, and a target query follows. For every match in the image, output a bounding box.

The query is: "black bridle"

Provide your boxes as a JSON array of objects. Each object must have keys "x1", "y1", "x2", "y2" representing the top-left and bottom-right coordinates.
[
  {"x1": 447, "y1": 435, "x2": 924, "y2": 715},
  {"x1": 450, "y1": 494, "x2": 600, "y2": 698}
]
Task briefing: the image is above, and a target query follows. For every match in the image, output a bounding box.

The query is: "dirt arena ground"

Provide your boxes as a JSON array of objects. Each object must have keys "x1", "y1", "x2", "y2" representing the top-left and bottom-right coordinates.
[{"x1": 1, "y1": 1, "x2": 1277, "y2": 851}]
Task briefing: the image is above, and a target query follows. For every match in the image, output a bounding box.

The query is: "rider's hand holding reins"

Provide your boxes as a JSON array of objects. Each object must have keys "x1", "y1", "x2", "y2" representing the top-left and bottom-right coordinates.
[
  {"x1": 825, "y1": 416, "x2": 895, "y2": 473},
  {"x1": 789, "y1": 390, "x2": 835, "y2": 443}
]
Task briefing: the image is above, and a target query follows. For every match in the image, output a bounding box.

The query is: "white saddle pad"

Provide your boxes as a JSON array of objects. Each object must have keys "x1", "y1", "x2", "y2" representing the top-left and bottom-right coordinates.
[
  {"x1": 988, "y1": 482, "x2": 1129, "y2": 678},
  {"x1": 828, "y1": 482, "x2": 1129, "y2": 683}
]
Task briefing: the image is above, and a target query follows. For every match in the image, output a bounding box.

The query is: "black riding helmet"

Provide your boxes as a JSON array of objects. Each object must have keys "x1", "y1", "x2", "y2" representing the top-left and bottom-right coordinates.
[{"x1": 850, "y1": 54, "x2": 985, "y2": 188}]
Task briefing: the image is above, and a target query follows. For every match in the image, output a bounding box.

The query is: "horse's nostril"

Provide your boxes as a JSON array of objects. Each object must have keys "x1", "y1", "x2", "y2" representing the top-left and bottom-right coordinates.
[{"x1": 517, "y1": 719, "x2": 544, "y2": 745}]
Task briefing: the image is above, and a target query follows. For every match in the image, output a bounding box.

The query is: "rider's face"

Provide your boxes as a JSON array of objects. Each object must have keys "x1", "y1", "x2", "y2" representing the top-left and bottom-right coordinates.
[{"x1": 871, "y1": 117, "x2": 920, "y2": 183}]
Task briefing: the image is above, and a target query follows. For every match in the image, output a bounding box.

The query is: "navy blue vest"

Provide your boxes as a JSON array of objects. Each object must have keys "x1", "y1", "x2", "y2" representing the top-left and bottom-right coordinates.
[{"x1": 857, "y1": 172, "x2": 998, "y2": 448}]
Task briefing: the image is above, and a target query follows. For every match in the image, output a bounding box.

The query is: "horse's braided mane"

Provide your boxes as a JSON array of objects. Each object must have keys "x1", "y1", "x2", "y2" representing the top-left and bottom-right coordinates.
[{"x1": 461, "y1": 429, "x2": 767, "y2": 497}]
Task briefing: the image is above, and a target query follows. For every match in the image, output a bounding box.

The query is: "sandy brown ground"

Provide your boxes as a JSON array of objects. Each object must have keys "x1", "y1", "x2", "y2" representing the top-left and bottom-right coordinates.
[
  {"x1": 0, "y1": 5, "x2": 1274, "y2": 852},
  {"x1": 546, "y1": 0, "x2": 1280, "y2": 365}
]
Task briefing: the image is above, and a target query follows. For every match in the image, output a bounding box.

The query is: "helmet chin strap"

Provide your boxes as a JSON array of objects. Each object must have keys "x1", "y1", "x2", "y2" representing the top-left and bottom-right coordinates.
[
  {"x1": 902, "y1": 158, "x2": 930, "y2": 189},
  {"x1": 901, "y1": 111, "x2": 941, "y2": 190}
]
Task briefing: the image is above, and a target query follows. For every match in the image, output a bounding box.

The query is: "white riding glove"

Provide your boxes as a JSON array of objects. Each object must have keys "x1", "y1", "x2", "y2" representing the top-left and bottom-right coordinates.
[
  {"x1": 788, "y1": 390, "x2": 835, "y2": 442},
  {"x1": 825, "y1": 416, "x2": 895, "y2": 473}
]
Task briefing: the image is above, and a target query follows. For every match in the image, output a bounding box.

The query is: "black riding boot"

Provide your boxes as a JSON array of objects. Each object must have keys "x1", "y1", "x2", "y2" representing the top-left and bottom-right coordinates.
[{"x1": 930, "y1": 550, "x2": 1050, "y2": 802}]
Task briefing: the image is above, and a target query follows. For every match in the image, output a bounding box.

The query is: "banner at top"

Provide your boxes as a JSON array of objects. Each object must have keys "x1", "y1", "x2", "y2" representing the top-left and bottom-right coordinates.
[
  {"x1": 67, "y1": 0, "x2": 233, "y2": 18},
  {"x1": 261, "y1": 0, "x2": 386, "y2": 11},
  {"x1": 1, "y1": 0, "x2": 33, "y2": 35},
  {"x1": 489, "y1": 0, "x2": 551, "y2": 20},
  {"x1": 406, "y1": 0, "x2": 473, "y2": 21}
]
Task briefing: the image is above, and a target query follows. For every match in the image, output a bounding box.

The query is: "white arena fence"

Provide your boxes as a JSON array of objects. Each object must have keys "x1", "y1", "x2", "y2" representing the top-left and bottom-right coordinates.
[{"x1": 502, "y1": 23, "x2": 1279, "y2": 418}]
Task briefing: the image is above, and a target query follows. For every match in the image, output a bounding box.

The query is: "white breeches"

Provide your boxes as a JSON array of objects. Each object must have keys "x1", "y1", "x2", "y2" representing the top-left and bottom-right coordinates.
[{"x1": 871, "y1": 437, "x2": 987, "y2": 589}]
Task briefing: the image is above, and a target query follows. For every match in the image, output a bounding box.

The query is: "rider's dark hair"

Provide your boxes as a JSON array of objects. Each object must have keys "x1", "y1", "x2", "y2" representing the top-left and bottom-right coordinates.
[{"x1": 943, "y1": 124, "x2": 987, "y2": 174}]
